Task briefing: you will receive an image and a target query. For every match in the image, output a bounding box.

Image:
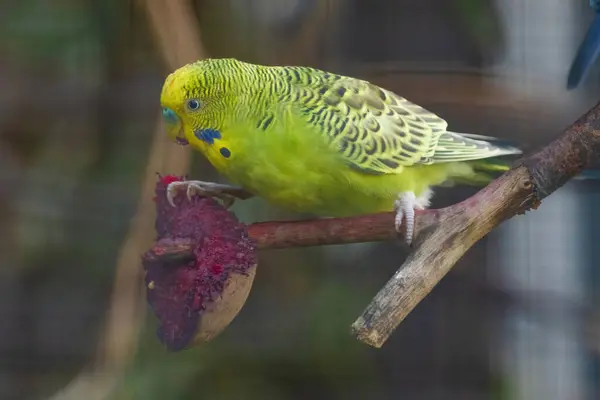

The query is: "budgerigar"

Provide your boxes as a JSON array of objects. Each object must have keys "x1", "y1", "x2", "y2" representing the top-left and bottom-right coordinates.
[
  {"x1": 160, "y1": 58, "x2": 522, "y2": 245},
  {"x1": 567, "y1": 0, "x2": 600, "y2": 89}
]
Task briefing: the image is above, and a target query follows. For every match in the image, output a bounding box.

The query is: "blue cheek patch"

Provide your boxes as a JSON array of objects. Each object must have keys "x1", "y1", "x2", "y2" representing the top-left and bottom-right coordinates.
[
  {"x1": 194, "y1": 128, "x2": 222, "y2": 144},
  {"x1": 161, "y1": 107, "x2": 179, "y2": 124}
]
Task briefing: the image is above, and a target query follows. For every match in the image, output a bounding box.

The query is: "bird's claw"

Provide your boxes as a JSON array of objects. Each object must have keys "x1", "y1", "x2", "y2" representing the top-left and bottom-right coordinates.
[
  {"x1": 166, "y1": 181, "x2": 187, "y2": 207},
  {"x1": 166, "y1": 180, "x2": 237, "y2": 208},
  {"x1": 393, "y1": 192, "x2": 423, "y2": 246}
]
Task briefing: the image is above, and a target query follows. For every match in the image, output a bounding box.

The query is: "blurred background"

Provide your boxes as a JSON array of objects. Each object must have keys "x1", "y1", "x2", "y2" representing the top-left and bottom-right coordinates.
[{"x1": 1, "y1": 0, "x2": 599, "y2": 399}]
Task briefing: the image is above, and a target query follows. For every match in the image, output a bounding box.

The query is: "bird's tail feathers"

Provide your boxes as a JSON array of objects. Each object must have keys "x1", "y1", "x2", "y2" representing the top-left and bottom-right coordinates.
[
  {"x1": 432, "y1": 131, "x2": 522, "y2": 165},
  {"x1": 452, "y1": 132, "x2": 522, "y2": 156},
  {"x1": 470, "y1": 157, "x2": 514, "y2": 173},
  {"x1": 459, "y1": 132, "x2": 600, "y2": 181},
  {"x1": 453, "y1": 157, "x2": 514, "y2": 186},
  {"x1": 452, "y1": 133, "x2": 600, "y2": 181}
]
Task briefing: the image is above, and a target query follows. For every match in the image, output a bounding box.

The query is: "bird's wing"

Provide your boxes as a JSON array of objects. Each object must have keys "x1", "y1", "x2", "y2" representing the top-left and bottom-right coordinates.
[{"x1": 287, "y1": 70, "x2": 448, "y2": 174}]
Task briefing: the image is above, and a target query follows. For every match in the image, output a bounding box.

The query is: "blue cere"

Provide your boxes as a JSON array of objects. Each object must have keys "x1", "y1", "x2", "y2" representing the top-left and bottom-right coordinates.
[{"x1": 162, "y1": 107, "x2": 179, "y2": 124}]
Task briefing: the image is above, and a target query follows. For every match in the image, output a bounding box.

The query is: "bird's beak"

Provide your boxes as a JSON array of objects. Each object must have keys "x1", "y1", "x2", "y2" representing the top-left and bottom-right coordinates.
[
  {"x1": 173, "y1": 128, "x2": 189, "y2": 146},
  {"x1": 175, "y1": 135, "x2": 189, "y2": 146},
  {"x1": 164, "y1": 121, "x2": 189, "y2": 146},
  {"x1": 162, "y1": 107, "x2": 189, "y2": 146}
]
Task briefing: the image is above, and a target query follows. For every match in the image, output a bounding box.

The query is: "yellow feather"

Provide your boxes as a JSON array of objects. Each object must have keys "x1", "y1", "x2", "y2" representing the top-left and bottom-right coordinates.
[{"x1": 160, "y1": 58, "x2": 521, "y2": 217}]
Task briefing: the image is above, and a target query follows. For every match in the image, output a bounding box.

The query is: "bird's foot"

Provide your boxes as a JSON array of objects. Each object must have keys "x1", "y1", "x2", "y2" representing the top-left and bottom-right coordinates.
[
  {"x1": 166, "y1": 180, "x2": 248, "y2": 208},
  {"x1": 393, "y1": 191, "x2": 430, "y2": 246}
]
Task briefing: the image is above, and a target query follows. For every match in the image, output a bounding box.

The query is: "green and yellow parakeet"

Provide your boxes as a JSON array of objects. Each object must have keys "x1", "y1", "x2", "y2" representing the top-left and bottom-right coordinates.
[{"x1": 160, "y1": 58, "x2": 521, "y2": 244}]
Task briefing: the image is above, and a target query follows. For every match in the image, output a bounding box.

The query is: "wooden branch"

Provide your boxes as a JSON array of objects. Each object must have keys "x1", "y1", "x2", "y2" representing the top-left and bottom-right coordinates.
[
  {"x1": 248, "y1": 211, "x2": 439, "y2": 249},
  {"x1": 150, "y1": 100, "x2": 600, "y2": 350},
  {"x1": 146, "y1": 210, "x2": 439, "y2": 258},
  {"x1": 352, "y1": 100, "x2": 600, "y2": 347}
]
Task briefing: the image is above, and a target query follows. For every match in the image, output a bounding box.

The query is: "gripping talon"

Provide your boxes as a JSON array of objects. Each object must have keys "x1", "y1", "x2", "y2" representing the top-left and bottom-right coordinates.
[
  {"x1": 220, "y1": 195, "x2": 235, "y2": 209},
  {"x1": 393, "y1": 191, "x2": 426, "y2": 246},
  {"x1": 166, "y1": 181, "x2": 186, "y2": 207},
  {"x1": 186, "y1": 184, "x2": 197, "y2": 202},
  {"x1": 165, "y1": 180, "x2": 241, "y2": 208}
]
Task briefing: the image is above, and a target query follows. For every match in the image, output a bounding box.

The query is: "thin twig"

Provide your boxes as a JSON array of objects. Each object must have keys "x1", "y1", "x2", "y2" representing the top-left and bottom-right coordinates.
[{"x1": 147, "y1": 209, "x2": 438, "y2": 254}]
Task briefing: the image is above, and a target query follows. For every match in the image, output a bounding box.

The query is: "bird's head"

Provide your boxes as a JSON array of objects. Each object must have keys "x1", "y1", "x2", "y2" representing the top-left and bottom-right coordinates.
[{"x1": 160, "y1": 58, "x2": 243, "y2": 148}]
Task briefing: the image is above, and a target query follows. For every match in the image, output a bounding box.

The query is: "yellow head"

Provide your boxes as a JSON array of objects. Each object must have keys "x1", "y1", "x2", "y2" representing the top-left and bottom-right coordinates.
[{"x1": 159, "y1": 58, "x2": 246, "y2": 148}]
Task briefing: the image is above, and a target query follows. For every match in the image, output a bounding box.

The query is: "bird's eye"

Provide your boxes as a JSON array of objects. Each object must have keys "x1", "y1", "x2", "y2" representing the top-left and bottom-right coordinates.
[{"x1": 187, "y1": 99, "x2": 201, "y2": 111}]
